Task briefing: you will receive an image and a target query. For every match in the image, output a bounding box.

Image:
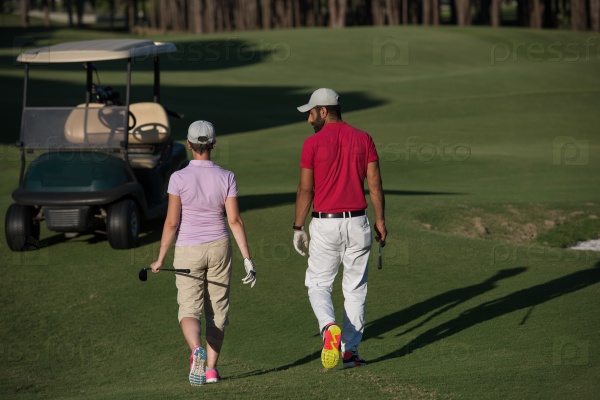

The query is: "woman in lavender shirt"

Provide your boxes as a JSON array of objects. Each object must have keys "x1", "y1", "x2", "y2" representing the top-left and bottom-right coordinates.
[{"x1": 151, "y1": 120, "x2": 256, "y2": 386}]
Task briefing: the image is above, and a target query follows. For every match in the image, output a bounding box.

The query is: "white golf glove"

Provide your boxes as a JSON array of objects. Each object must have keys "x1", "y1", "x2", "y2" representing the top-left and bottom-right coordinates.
[
  {"x1": 293, "y1": 229, "x2": 309, "y2": 256},
  {"x1": 242, "y1": 258, "x2": 256, "y2": 288}
]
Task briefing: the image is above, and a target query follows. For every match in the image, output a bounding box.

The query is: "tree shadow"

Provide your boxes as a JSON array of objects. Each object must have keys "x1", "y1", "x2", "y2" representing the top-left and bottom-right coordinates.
[
  {"x1": 237, "y1": 189, "x2": 464, "y2": 213},
  {"x1": 29, "y1": 188, "x2": 462, "y2": 250},
  {"x1": 369, "y1": 262, "x2": 600, "y2": 364},
  {"x1": 0, "y1": 75, "x2": 386, "y2": 144},
  {"x1": 1, "y1": 30, "x2": 388, "y2": 144}
]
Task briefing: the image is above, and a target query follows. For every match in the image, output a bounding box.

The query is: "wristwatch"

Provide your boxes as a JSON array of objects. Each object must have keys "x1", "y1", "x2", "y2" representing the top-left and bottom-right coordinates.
[{"x1": 293, "y1": 225, "x2": 304, "y2": 231}]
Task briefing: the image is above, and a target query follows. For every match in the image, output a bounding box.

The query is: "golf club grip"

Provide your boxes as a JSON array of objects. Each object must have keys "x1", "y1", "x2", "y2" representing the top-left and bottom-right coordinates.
[{"x1": 162, "y1": 268, "x2": 191, "y2": 273}]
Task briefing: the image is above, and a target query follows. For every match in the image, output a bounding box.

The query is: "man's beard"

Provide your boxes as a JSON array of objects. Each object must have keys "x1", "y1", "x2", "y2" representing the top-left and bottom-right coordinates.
[{"x1": 311, "y1": 113, "x2": 325, "y2": 133}]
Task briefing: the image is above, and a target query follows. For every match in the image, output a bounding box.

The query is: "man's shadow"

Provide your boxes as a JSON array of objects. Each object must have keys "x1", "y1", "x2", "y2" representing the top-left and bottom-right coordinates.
[
  {"x1": 370, "y1": 262, "x2": 600, "y2": 364},
  {"x1": 229, "y1": 262, "x2": 600, "y2": 378},
  {"x1": 364, "y1": 267, "x2": 527, "y2": 341},
  {"x1": 228, "y1": 267, "x2": 528, "y2": 379}
]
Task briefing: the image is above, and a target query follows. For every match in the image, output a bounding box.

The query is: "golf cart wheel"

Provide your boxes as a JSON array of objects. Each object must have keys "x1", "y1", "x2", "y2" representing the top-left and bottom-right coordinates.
[
  {"x1": 5, "y1": 203, "x2": 40, "y2": 251},
  {"x1": 106, "y1": 199, "x2": 139, "y2": 249}
]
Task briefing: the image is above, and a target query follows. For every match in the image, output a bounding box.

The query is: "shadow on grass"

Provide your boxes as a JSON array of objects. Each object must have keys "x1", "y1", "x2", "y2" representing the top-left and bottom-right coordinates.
[
  {"x1": 30, "y1": 188, "x2": 462, "y2": 249},
  {"x1": 230, "y1": 262, "x2": 600, "y2": 378},
  {"x1": 363, "y1": 267, "x2": 527, "y2": 341},
  {"x1": 236, "y1": 189, "x2": 465, "y2": 214},
  {"x1": 369, "y1": 262, "x2": 600, "y2": 365},
  {"x1": 0, "y1": 76, "x2": 386, "y2": 145}
]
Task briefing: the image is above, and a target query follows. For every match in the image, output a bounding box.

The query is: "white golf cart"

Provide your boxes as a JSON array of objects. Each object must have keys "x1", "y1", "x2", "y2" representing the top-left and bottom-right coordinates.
[{"x1": 6, "y1": 39, "x2": 188, "y2": 251}]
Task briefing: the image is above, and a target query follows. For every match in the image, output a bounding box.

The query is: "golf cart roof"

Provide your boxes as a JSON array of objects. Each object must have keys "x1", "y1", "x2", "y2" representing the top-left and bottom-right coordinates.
[{"x1": 17, "y1": 39, "x2": 177, "y2": 63}]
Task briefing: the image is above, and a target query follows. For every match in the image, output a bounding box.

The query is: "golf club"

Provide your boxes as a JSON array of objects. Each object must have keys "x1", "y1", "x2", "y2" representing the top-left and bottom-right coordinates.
[
  {"x1": 378, "y1": 240, "x2": 385, "y2": 269},
  {"x1": 138, "y1": 267, "x2": 191, "y2": 282}
]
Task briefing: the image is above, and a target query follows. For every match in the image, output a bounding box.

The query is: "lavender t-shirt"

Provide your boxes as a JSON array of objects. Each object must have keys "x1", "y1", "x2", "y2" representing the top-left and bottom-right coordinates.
[{"x1": 167, "y1": 160, "x2": 237, "y2": 246}]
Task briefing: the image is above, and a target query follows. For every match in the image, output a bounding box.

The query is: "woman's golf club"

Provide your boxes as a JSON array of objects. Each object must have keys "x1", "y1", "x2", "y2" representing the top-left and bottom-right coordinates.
[{"x1": 138, "y1": 267, "x2": 191, "y2": 282}]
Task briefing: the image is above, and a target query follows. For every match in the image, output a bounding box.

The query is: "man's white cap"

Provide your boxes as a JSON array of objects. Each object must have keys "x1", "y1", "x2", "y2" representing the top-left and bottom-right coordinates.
[
  {"x1": 187, "y1": 120, "x2": 216, "y2": 144},
  {"x1": 297, "y1": 88, "x2": 340, "y2": 113}
]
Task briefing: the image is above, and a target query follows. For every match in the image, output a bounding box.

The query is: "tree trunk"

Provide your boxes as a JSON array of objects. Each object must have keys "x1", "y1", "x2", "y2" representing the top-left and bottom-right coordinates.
[
  {"x1": 402, "y1": 0, "x2": 408, "y2": 23},
  {"x1": 490, "y1": 0, "x2": 501, "y2": 26},
  {"x1": 189, "y1": 0, "x2": 201, "y2": 33},
  {"x1": 285, "y1": 0, "x2": 294, "y2": 27},
  {"x1": 384, "y1": 0, "x2": 399, "y2": 24},
  {"x1": 456, "y1": 0, "x2": 471, "y2": 25},
  {"x1": 292, "y1": 0, "x2": 301, "y2": 26},
  {"x1": 571, "y1": 0, "x2": 587, "y2": 31},
  {"x1": 528, "y1": 0, "x2": 544, "y2": 28},
  {"x1": 329, "y1": 0, "x2": 347, "y2": 27},
  {"x1": 261, "y1": 0, "x2": 272, "y2": 28},
  {"x1": 20, "y1": 0, "x2": 29, "y2": 28},
  {"x1": 372, "y1": 0, "x2": 385, "y2": 25},
  {"x1": 432, "y1": 0, "x2": 440, "y2": 25},
  {"x1": 590, "y1": 0, "x2": 600, "y2": 32},
  {"x1": 247, "y1": 0, "x2": 259, "y2": 30},
  {"x1": 204, "y1": 0, "x2": 216, "y2": 32},
  {"x1": 423, "y1": 0, "x2": 431, "y2": 24}
]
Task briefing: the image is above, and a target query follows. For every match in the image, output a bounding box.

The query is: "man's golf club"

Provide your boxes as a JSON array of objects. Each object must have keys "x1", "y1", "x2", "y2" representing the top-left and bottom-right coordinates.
[
  {"x1": 138, "y1": 267, "x2": 191, "y2": 282},
  {"x1": 377, "y1": 240, "x2": 385, "y2": 269}
]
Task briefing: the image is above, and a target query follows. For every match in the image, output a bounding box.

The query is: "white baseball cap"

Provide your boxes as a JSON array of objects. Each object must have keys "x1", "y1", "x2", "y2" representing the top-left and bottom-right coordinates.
[
  {"x1": 187, "y1": 120, "x2": 216, "y2": 144},
  {"x1": 297, "y1": 88, "x2": 340, "y2": 113}
]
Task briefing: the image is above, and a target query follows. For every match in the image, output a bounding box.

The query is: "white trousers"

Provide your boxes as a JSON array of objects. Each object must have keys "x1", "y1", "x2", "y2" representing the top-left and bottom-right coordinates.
[{"x1": 305, "y1": 214, "x2": 372, "y2": 353}]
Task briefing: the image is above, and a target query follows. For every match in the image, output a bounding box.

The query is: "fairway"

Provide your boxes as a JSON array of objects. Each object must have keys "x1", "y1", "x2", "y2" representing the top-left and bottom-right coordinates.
[{"x1": 1, "y1": 22, "x2": 599, "y2": 399}]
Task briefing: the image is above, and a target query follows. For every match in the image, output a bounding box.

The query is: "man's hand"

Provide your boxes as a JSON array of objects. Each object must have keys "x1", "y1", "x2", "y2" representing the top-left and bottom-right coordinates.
[
  {"x1": 374, "y1": 221, "x2": 387, "y2": 244},
  {"x1": 293, "y1": 229, "x2": 309, "y2": 256},
  {"x1": 242, "y1": 258, "x2": 256, "y2": 288}
]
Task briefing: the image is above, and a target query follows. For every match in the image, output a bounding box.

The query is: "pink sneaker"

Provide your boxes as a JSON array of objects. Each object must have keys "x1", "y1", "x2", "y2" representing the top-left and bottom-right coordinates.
[
  {"x1": 189, "y1": 346, "x2": 206, "y2": 386},
  {"x1": 206, "y1": 368, "x2": 220, "y2": 383}
]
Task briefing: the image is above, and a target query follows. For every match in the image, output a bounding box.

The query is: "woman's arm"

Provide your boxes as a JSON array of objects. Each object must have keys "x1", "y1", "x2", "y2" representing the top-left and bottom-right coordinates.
[
  {"x1": 224, "y1": 196, "x2": 251, "y2": 259},
  {"x1": 151, "y1": 194, "x2": 182, "y2": 272}
]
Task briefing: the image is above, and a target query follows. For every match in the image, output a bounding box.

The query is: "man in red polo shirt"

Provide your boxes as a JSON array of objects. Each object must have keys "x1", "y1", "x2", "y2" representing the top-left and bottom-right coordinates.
[{"x1": 293, "y1": 88, "x2": 387, "y2": 369}]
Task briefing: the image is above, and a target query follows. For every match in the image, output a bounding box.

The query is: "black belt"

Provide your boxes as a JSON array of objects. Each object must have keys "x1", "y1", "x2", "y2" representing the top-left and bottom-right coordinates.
[{"x1": 312, "y1": 210, "x2": 366, "y2": 218}]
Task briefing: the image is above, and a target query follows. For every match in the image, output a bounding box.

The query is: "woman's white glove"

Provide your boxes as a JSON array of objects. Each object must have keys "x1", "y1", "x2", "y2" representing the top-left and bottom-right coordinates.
[
  {"x1": 293, "y1": 229, "x2": 309, "y2": 256},
  {"x1": 242, "y1": 258, "x2": 256, "y2": 288}
]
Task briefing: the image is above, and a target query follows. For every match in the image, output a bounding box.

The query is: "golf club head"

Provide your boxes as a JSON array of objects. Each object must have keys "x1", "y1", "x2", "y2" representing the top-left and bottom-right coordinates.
[{"x1": 138, "y1": 268, "x2": 148, "y2": 282}]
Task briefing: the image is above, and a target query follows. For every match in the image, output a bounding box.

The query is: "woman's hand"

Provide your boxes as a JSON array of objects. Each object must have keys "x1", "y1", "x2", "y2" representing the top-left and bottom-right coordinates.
[{"x1": 150, "y1": 260, "x2": 163, "y2": 273}]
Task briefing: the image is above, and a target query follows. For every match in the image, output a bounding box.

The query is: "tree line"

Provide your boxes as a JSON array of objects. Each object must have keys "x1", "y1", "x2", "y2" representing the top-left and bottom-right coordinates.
[{"x1": 13, "y1": 0, "x2": 600, "y2": 32}]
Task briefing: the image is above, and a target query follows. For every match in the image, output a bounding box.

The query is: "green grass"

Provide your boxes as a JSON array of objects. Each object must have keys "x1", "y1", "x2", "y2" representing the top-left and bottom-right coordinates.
[{"x1": 1, "y1": 20, "x2": 600, "y2": 399}]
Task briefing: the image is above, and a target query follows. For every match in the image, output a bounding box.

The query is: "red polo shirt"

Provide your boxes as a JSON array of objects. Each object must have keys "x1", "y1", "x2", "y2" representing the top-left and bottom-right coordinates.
[{"x1": 300, "y1": 122, "x2": 379, "y2": 213}]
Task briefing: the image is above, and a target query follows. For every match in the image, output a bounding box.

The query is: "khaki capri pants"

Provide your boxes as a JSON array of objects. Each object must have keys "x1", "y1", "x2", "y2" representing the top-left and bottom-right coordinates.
[{"x1": 174, "y1": 237, "x2": 232, "y2": 329}]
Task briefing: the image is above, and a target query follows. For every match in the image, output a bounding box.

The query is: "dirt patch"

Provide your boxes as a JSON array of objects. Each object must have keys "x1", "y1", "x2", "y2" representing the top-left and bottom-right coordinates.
[
  {"x1": 417, "y1": 203, "x2": 600, "y2": 245},
  {"x1": 473, "y1": 217, "x2": 489, "y2": 235}
]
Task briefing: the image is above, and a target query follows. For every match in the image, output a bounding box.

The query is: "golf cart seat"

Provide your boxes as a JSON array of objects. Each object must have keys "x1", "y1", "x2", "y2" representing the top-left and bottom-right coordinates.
[
  {"x1": 64, "y1": 103, "x2": 123, "y2": 145},
  {"x1": 127, "y1": 102, "x2": 171, "y2": 169}
]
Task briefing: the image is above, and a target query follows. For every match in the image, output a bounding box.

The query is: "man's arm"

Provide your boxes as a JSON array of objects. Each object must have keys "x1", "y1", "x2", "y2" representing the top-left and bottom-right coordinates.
[
  {"x1": 367, "y1": 161, "x2": 387, "y2": 242},
  {"x1": 295, "y1": 168, "x2": 314, "y2": 227}
]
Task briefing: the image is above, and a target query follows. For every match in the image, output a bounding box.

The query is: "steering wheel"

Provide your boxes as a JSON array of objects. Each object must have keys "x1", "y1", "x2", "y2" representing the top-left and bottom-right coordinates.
[
  {"x1": 96, "y1": 108, "x2": 137, "y2": 132},
  {"x1": 128, "y1": 111, "x2": 137, "y2": 131}
]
